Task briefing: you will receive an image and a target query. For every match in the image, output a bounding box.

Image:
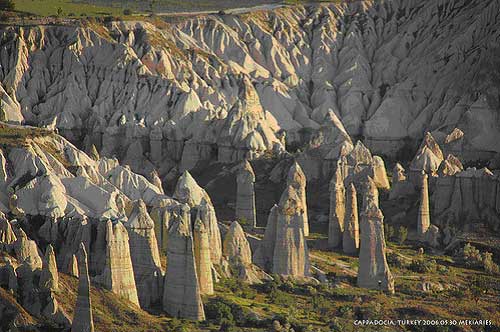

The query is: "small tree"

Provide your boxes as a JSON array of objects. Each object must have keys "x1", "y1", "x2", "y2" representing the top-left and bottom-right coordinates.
[
  {"x1": 56, "y1": 7, "x2": 63, "y2": 17},
  {"x1": 0, "y1": 0, "x2": 14, "y2": 11},
  {"x1": 123, "y1": 8, "x2": 132, "y2": 15},
  {"x1": 482, "y1": 252, "x2": 500, "y2": 275}
]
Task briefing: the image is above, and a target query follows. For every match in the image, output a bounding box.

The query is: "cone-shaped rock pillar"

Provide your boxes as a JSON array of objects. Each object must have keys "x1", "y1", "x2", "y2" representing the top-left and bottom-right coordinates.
[
  {"x1": 125, "y1": 199, "x2": 163, "y2": 307},
  {"x1": 193, "y1": 217, "x2": 214, "y2": 295},
  {"x1": 174, "y1": 170, "x2": 222, "y2": 265},
  {"x1": 343, "y1": 183, "x2": 359, "y2": 255},
  {"x1": 39, "y1": 244, "x2": 59, "y2": 292},
  {"x1": 163, "y1": 205, "x2": 205, "y2": 321},
  {"x1": 236, "y1": 160, "x2": 257, "y2": 228},
  {"x1": 417, "y1": 172, "x2": 431, "y2": 240},
  {"x1": 328, "y1": 166, "x2": 345, "y2": 248},
  {"x1": 97, "y1": 220, "x2": 139, "y2": 306},
  {"x1": 71, "y1": 244, "x2": 94, "y2": 332},
  {"x1": 357, "y1": 202, "x2": 395, "y2": 294},
  {"x1": 286, "y1": 162, "x2": 309, "y2": 236},
  {"x1": 272, "y1": 185, "x2": 310, "y2": 277}
]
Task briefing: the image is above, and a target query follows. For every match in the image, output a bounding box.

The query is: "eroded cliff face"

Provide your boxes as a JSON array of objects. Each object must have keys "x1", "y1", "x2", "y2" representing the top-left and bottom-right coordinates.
[{"x1": 1, "y1": 0, "x2": 499, "y2": 178}]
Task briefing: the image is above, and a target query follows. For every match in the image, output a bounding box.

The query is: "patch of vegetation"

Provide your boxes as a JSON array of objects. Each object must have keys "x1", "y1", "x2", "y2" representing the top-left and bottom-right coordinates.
[
  {"x1": 12, "y1": 0, "x2": 123, "y2": 17},
  {"x1": 456, "y1": 243, "x2": 500, "y2": 275}
]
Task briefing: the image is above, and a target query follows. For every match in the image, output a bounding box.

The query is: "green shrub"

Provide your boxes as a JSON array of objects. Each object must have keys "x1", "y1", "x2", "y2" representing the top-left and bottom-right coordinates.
[
  {"x1": 408, "y1": 259, "x2": 437, "y2": 273},
  {"x1": 458, "y1": 243, "x2": 483, "y2": 268},
  {"x1": 387, "y1": 252, "x2": 406, "y2": 268},
  {"x1": 482, "y1": 252, "x2": 500, "y2": 275},
  {"x1": 123, "y1": 8, "x2": 132, "y2": 15},
  {"x1": 205, "y1": 299, "x2": 234, "y2": 325}
]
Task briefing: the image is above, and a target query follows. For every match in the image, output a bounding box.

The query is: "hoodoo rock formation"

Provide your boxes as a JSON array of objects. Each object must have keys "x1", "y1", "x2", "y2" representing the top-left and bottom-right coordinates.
[
  {"x1": 0, "y1": 0, "x2": 500, "y2": 327},
  {"x1": 193, "y1": 217, "x2": 214, "y2": 295},
  {"x1": 174, "y1": 171, "x2": 222, "y2": 265},
  {"x1": 223, "y1": 221, "x2": 261, "y2": 284},
  {"x1": 39, "y1": 244, "x2": 58, "y2": 292},
  {"x1": 163, "y1": 205, "x2": 205, "y2": 321},
  {"x1": 71, "y1": 244, "x2": 94, "y2": 332},
  {"x1": 95, "y1": 221, "x2": 140, "y2": 306},
  {"x1": 357, "y1": 202, "x2": 395, "y2": 294},
  {"x1": 286, "y1": 162, "x2": 309, "y2": 236},
  {"x1": 236, "y1": 160, "x2": 257, "y2": 228},
  {"x1": 343, "y1": 183, "x2": 359, "y2": 255},
  {"x1": 328, "y1": 166, "x2": 345, "y2": 248},
  {"x1": 417, "y1": 173, "x2": 431, "y2": 240},
  {"x1": 124, "y1": 199, "x2": 163, "y2": 307}
]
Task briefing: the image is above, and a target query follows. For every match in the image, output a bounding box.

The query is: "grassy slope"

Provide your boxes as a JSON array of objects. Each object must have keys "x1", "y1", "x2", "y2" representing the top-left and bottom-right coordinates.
[{"x1": 12, "y1": 0, "x2": 123, "y2": 17}]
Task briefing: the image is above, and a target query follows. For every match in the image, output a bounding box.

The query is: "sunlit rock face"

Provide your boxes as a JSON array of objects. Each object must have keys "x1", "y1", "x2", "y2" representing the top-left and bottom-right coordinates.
[{"x1": 1, "y1": 0, "x2": 499, "y2": 179}]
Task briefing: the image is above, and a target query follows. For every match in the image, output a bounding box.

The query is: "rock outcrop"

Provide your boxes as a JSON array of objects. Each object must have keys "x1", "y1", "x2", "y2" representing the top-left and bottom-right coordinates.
[
  {"x1": 12, "y1": 228, "x2": 43, "y2": 270},
  {"x1": 0, "y1": 217, "x2": 17, "y2": 248},
  {"x1": 173, "y1": 171, "x2": 222, "y2": 265},
  {"x1": 357, "y1": 202, "x2": 394, "y2": 294},
  {"x1": 343, "y1": 183, "x2": 359, "y2": 255},
  {"x1": 235, "y1": 160, "x2": 257, "y2": 228},
  {"x1": 328, "y1": 166, "x2": 345, "y2": 248},
  {"x1": 162, "y1": 205, "x2": 205, "y2": 321},
  {"x1": 193, "y1": 217, "x2": 214, "y2": 295},
  {"x1": 71, "y1": 244, "x2": 94, "y2": 332},
  {"x1": 125, "y1": 200, "x2": 163, "y2": 307},
  {"x1": 95, "y1": 221, "x2": 139, "y2": 306}
]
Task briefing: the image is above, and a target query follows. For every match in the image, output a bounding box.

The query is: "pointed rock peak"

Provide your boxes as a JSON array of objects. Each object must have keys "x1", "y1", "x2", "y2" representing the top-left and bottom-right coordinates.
[
  {"x1": 174, "y1": 170, "x2": 209, "y2": 207},
  {"x1": 227, "y1": 221, "x2": 245, "y2": 239},
  {"x1": 77, "y1": 242, "x2": 88, "y2": 265},
  {"x1": 89, "y1": 145, "x2": 100, "y2": 161},
  {"x1": 40, "y1": 244, "x2": 59, "y2": 291},
  {"x1": 239, "y1": 76, "x2": 263, "y2": 114},
  {"x1": 287, "y1": 161, "x2": 306, "y2": 186},
  {"x1": 419, "y1": 132, "x2": 444, "y2": 160},
  {"x1": 127, "y1": 199, "x2": 154, "y2": 229},
  {"x1": 445, "y1": 128, "x2": 464, "y2": 144},
  {"x1": 349, "y1": 140, "x2": 373, "y2": 165}
]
